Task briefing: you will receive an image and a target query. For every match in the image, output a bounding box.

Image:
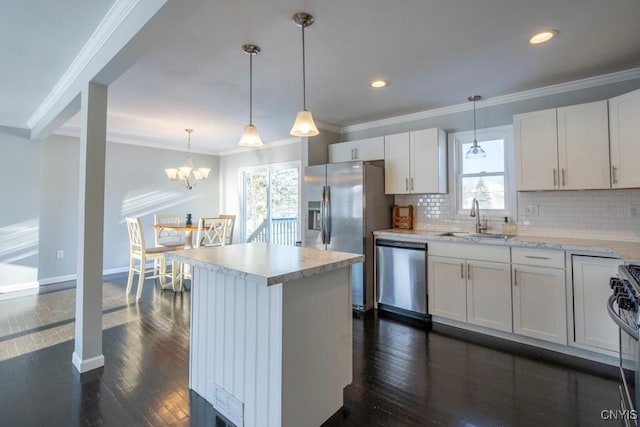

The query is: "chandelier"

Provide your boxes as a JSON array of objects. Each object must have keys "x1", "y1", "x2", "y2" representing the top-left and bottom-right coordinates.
[{"x1": 165, "y1": 128, "x2": 210, "y2": 190}]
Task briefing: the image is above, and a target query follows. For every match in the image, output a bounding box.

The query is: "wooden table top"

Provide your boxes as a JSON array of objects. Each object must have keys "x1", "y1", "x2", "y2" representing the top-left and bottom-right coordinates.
[{"x1": 152, "y1": 223, "x2": 199, "y2": 232}]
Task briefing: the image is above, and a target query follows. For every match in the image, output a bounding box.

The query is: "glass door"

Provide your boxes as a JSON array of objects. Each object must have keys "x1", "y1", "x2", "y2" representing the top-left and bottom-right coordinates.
[{"x1": 242, "y1": 162, "x2": 300, "y2": 245}]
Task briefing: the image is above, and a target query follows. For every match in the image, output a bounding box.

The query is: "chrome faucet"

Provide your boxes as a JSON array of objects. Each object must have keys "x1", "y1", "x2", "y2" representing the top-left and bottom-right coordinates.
[{"x1": 470, "y1": 198, "x2": 488, "y2": 234}]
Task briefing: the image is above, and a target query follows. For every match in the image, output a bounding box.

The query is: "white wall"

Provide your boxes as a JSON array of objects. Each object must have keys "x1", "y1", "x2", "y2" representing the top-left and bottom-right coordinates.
[
  {"x1": 36, "y1": 134, "x2": 220, "y2": 284},
  {"x1": 0, "y1": 127, "x2": 41, "y2": 291}
]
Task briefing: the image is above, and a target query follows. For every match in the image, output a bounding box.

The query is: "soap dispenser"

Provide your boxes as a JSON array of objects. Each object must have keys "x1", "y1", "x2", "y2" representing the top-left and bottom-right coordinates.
[{"x1": 502, "y1": 217, "x2": 516, "y2": 236}]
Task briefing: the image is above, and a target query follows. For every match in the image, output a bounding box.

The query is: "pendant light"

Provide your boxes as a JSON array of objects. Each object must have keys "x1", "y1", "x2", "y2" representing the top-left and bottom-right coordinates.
[
  {"x1": 465, "y1": 95, "x2": 486, "y2": 159},
  {"x1": 239, "y1": 44, "x2": 264, "y2": 147},
  {"x1": 290, "y1": 12, "x2": 319, "y2": 137}
]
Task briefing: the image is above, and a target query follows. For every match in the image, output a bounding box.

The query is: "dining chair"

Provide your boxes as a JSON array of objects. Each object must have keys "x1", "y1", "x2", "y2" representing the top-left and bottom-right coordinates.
[
  {"x1": 125, "y1": 217, "x2": 177, "y2": 300},
  {"x1": 218, "y1": 214, "x2": 236, "y2": 245},
  {"x1": 153, "y1": 213, "x2": 184, "y2": 248},
  {"x1": 196, "y1": 217, "x2": 228, "y2": 248}
]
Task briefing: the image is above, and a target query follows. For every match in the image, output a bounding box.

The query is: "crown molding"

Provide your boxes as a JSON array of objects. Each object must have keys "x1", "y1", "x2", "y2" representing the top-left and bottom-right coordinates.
[
  {"x1": 218, "y1": 137, "x2": 301, "y2": 156},
  {"x1": 26, "y1": 0, "x2": 142, "y2": 129},
  {"x1": 341, "y1": 67, "x2": 640, "y2": 134},
  {"x1": 0, "y1": 120, "x2": 29, "y2": 130},
  {"x1": 54, "y1": 125, "x2": 220, "y2": 155}
]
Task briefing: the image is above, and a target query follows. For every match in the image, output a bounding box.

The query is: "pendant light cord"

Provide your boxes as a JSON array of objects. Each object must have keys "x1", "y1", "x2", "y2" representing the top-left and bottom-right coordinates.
[
  {"x1": 301, "y1": 24, "x2": 306, "y2": 110},
  {"x1": 249, "y1": 52, "x2": 253, "y2": 125},
  {"x1": 473, "y1": 98, "x2": 477, "y2": 143}
]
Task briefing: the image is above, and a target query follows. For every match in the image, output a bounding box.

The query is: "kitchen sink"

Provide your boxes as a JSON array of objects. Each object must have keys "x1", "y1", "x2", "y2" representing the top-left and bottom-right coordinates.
[{"x1": 437, "y1": 231, "x2": 511, "y2": 240}]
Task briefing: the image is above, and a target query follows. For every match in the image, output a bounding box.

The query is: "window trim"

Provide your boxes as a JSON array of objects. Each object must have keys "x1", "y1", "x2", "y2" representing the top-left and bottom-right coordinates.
[{"x1": 448, "y1": 125, "x2": 515, "y2": 220}]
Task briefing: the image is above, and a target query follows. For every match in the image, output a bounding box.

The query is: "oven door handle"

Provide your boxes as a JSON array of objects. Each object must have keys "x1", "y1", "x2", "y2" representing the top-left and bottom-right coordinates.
[{"x1": 607, "y1": 295, "x2": 640, "y2": 341}]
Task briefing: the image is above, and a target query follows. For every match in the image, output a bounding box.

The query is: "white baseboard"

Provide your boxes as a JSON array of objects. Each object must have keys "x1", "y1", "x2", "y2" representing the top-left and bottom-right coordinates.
[
  {"x1": 0, "y1": 281, "x2": 39, "y2": 293},
  {"x1": 38, "y1": 274, "x2": 77, "y2": 286},
  {"x1": 103, "y1": 266, "x2": 129, "y2": 276},
  {"x1": 72, "y1": 352, "x2": 105, "y2": 373}
]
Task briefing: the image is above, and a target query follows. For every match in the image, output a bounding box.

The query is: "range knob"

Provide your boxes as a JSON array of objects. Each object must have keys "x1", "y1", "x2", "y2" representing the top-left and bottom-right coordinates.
[
  {"x1": 618, "y1": 296, "x2": 634, "y2": 311},
  {"x1": 610, "y1": 277, "x2": 622, "y2": 289}
]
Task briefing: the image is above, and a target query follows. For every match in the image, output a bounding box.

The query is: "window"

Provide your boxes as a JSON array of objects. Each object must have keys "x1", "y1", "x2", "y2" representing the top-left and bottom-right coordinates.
[
  {"x1": 451, "y1": 126, "x2": 513, "y2": 217},
  {"x1": 241, "y1": 161, "x2": 300, "y2": 245}
]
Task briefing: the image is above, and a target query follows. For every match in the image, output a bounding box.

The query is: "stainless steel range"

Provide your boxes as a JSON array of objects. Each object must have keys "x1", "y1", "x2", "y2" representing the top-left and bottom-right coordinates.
[{"x1": 608, "y1": 264, "x2": 640, "y2": 422}]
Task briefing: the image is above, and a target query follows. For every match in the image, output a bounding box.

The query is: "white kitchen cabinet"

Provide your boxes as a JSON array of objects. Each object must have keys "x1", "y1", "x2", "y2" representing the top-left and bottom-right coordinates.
[
  {"x1": 384, "y1": 128, "x2": 447, "y2": 194},
  {"x1": 429, "y1": 256, "x2": 467, "y2": 322},
  {"x1": 466, "y1": 260, "x2": 512, "y2": 332},
  {"x1": 610, "y1": 88, "x2": 640, "y2": 188},
  {"x1": 328, "y1": 137, "x2": 384, "y2": 163},
  {"x1": 514, "y1": 101, "x2": 610, "y2": 191},
  {"x1": 428, "y1": 242, "x2": 511, "y2": 332},
  {"x1": 512, "y1": 261, "x2": 567, "y2": 345},
  {"x1": 572, "y1": 255, "x2": 632, "y2": 355}
]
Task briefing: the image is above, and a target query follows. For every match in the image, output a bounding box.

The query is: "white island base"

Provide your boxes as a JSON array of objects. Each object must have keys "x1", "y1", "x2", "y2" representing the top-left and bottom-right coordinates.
[{"x1": 166, "y1": 243, "x2": 363, "y2": 427}]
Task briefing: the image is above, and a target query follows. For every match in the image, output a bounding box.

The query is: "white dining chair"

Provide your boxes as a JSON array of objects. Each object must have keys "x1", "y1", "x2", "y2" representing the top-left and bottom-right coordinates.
[
  {"x1": 218, "y1": 214, "x2": 236, "y2": 245},
  {"x1": 196, "y1": 217, "x2": 228, "y2": 248},
  {"x1": 125, "y1": 217, "x2": 177, "y2": 300}
]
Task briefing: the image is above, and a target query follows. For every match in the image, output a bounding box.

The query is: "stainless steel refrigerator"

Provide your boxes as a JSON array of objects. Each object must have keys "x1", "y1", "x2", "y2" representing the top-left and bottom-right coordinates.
[{"x1": 303, "y1": 161, "x2": 392, "y2": 311}]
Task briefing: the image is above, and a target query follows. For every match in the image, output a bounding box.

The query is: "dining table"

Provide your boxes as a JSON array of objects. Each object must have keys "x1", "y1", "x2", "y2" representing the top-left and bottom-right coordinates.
[{"x1": 152, "y1": 223, "x2": 200, "y2": 249}]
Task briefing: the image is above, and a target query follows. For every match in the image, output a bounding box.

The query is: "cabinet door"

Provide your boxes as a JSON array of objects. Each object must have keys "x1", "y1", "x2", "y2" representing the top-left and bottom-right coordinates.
[
  {"x1": 428, "y1": 256, "x2": 467, "y2": 322},
  {"x1": 354, "y1": 137, "x2": 384, "y2": 161},
  {"x1": 557, "y1": 101, "x2": 610, "y2": 190},
  {"x1": 572, "y1": 256, "x2": 629, "y2": 353},
  {"x1": 466, "y1": 260, "x2": 512, "y2": 332},
  {"x1": 410, "y1": 128, "x2": 447, "y2": 194},
  {"x1": 610, "y1": 88, "x2": 640, "y2": 188},
  {"x1": 384, "y1": 133, "x2": 410, "y2": 194},
  {"x1": 512, "y1": 265, "x2": 567, "y2": 344},
  {"x1": 513, "y1": 109, "x2": 559, "y2": 191},
  {"x1": 328, "y1": 141, "x2": 356, "y2": 163}
]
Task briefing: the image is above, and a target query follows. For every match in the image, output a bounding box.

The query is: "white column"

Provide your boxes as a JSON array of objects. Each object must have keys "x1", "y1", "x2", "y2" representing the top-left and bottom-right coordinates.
[{"x1": 72, "y1": 82, "x2": 108, "y2": 373}]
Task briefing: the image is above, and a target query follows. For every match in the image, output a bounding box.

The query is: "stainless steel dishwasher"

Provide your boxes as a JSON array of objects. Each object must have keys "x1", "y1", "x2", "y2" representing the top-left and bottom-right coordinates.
[{"x1": 376, "y1": 239, "x2": 427, "y2": 316}]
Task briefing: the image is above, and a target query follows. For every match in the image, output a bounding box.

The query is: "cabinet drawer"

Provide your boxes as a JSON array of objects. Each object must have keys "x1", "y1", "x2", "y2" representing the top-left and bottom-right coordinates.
[
  {"x1": 512, "y1": 247, "x2": 564, "y2": 268},
  {"x1": 429, "y1": 242, "x2": 510, "y2": 263}
]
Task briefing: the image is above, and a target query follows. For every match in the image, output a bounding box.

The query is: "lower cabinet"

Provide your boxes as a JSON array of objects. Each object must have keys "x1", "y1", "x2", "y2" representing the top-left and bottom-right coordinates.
[
  {"x1": 428, "y1": 243, "x2": 511, "y2": 333},
  {"x1": 512, "y1": 264, "x2": 567, "y2": 345},
  {"x1": 572, "y1": 255, "x2": 631, "y2": 355}
]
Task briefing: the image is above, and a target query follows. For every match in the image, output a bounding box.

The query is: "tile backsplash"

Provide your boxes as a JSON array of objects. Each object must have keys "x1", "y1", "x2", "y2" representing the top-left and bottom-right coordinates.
[{"x1": 395, "y1": 189, "x2": 640, "y2": 241}]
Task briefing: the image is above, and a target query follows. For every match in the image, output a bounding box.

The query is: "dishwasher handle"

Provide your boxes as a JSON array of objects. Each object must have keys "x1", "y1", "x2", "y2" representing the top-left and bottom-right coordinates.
[{"x1": 376, "y1": 239, "x2": 427, "y2": 251}]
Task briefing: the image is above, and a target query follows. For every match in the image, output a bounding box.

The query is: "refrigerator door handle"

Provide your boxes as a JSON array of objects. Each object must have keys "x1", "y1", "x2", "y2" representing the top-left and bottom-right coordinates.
[
  {"x1": 326, "y1": 185, "x2": 332, "y2": 245},
  {"x1": 320, "y1": 186, "x2": 326, "y2": 244}
]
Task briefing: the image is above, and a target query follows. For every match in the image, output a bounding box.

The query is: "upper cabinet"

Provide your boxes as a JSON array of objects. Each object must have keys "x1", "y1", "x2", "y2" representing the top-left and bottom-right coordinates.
[
  {"x1": 609, "y1": 88, "x2": 640, "y2": 189},
  {"x1": 328, "y1": 137, "x2": 384, "y2": 163},
  {"x1": 384, "y1": 128, "x2": 447, "y2": 195},
  {"x1": 514, "y1": 100, "x2": 610, "y2": 191}
]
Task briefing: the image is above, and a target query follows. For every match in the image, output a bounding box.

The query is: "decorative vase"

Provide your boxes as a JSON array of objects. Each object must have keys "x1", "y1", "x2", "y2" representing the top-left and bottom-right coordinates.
[{"x1": 186, "y1": 213, "x2": 193, "y2": 226}]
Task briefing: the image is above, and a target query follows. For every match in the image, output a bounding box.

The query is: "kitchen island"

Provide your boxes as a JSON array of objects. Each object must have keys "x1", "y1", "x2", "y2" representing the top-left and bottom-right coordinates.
[{"x1": 166, "y1": 243, "x2": 363, "y2": 427}]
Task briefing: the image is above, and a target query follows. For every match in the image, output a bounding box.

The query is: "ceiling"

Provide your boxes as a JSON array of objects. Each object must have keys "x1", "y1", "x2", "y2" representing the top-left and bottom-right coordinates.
[{"x1": 4, "y1": 0, "x2": 640, "y2": 153}]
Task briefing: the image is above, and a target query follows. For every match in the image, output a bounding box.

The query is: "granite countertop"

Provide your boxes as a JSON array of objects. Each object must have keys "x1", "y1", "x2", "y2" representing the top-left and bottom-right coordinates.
[
  {"x1": 374, "y1": 229, "x2": 640, "y2": 264},
  {"x1": 165, "y1": 242, "x2": 364, "y2": 286}
]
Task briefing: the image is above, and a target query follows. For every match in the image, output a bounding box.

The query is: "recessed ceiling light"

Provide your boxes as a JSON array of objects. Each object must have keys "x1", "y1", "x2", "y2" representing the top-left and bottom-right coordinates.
[
  {"x1": 529, "y1": 29, "x2": 558, "y2": 45},
  {"x1": 370, "y1": 80, "x2": 387, "y2": 88}
]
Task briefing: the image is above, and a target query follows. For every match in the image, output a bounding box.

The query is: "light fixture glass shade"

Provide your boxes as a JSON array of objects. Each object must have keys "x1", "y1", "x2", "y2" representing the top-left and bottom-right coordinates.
[
  {"x1": 465, "y1": 141, "x2": 487, "y2": 159},
  {"x1": 198, "y1": 168, "x2": 211, "y2": 179},
  {"x1": 290, "y1": 110, "x2": 319, "y2": 137},
  {"x1": 239, "y1": 124, "x2": 264, "y2": 147},
  {"x1": 165, "y1": 168, "x2": 179, "y2": 180},
  {"x1": 178, "y1": 166, "x2": 192, "y2": 179}
]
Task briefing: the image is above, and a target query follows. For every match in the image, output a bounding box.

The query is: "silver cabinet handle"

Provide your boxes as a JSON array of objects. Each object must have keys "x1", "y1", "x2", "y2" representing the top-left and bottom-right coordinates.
[
  {"x1": 467, "y1": 264, "x2": 471, "y2": 279},
  {"x1": 355, "y1": 148, "x2": 359, "y2": 159},
  {"x1": 514, "y1": 268, "x2": 517, "y2": 286},
  {"x1": 525, "y1": 255, "x2": 550, "y2": 260},
  {"x1": 561, "y1": 169, "x2": 566, "y2": 186},
  {"x1": 553, "y1": 169, "x2": 557, "y2": 187},
  {"x1": 612, "y1": 165, "x2": 618, "y2": 185},
  {"x1": 351, "y1": 148, "x2": 355, "y2": 160},
  {"x1": 405, "y1": 178, "x2": 409, "y2": 191},
  {"x1": 460, "y1": 263, "x2": 464, "y2": 279},
  {"x1": 410, "y1": 177, "x2": 414, "y2": 190}
]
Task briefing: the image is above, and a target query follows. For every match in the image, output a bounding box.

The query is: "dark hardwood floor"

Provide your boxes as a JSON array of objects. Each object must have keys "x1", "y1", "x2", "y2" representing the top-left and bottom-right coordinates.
[{"x1": 0, "y1": 273, "x2": 620, "y2": 426}]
